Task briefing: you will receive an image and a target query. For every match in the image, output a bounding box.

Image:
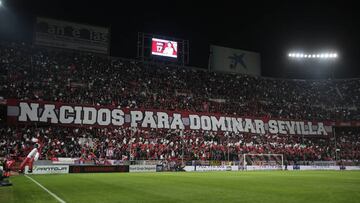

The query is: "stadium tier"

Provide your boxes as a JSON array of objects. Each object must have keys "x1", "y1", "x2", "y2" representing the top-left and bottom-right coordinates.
[
  {"x1": 0, "y1": 42, "x2": 359, "y2": 165},
  {"x1": 1, "y1": 42, "x2": 359, "y2": 120}
]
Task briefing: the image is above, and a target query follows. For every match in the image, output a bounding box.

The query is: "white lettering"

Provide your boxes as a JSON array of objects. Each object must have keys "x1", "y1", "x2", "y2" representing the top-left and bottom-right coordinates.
[
  {"x1": 97, "y1": 108, "x2": 111, "y2": 126},
  {"x1": 142, "y1": 111, "x2": 157, "y2": 128},
  {"x1": 211, "y1": 116, "x2": 226, "y2": 131},
  {"x1": 244, "y1": 118, "x2": 255, "y2": 133},
  {"x1": 171, "y1": 113, "x2": 184, "y2": 129},
  {"x1": 83, "y1": 107, "x2": 97, "y2": 125},
  {"x1": 130, "y1": 111, "x2": 143, "y2": 127},
  {"x1": 254, "y1": 119, "x2": 265, "y2": 134},
  {"x1": 157, "y1": 112, "x2": 169, "y2": 129},
  {"x1": 59, "y1": 106, "x2": 74, "y2": 124},
  {"x1": 19, "y1": 102, "x2": 39, "y2": 122},
  {"x1": 201, "y1": 116, "x2": 212, "y2": 131},
  {"x1": 268, "y1": 120, "x2": 278, "y2": 134},
  {"x1": 111, "y1": 109, "x2": 124, "y2": 126},
  {"x1": 189, "y1": 115, "x2": 201, "y2": 130},
  {"x1": 39, "y1": 104, "x2": 58, "y2": 123}
]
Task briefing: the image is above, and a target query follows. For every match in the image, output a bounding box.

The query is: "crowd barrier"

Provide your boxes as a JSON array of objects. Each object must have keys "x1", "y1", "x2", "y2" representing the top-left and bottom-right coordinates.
[
  {"x1": 23, "y1": 163, "x2": 360, "y2": 174},
  {"x1": 184, "y1": 165, "x2": 360, "y2": 172}
]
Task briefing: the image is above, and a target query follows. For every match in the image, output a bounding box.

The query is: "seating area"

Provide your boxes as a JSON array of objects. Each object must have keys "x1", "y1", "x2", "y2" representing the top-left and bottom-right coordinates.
[{"x1": 0, "y1": 42, "x2": 359, "y2": 163}]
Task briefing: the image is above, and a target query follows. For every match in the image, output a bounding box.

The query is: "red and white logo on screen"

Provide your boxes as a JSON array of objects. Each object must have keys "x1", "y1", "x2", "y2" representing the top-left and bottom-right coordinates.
[{"x1": 151, "y1": 38, "x2": 178, "y2": 58}]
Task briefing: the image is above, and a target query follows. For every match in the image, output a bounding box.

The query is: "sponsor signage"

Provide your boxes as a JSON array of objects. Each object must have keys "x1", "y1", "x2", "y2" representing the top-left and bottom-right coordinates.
[
  {"x1": 210, "y1": 45, "x2": 261, "y2": 76},
  {"x1": 69, "y1": 165, "x2": 129, "y2": 173},
  {"x1": 246, "y1": 165, "x2": 360, "y2": 171},
  {"x1": 344, "y1": 166, "x2": 360, "y2": 170},
  {"x1": 35, "y1": 17, "x2": 109, "y2": 54},
  {"x1": 156, "y1": 165, "x2": 164, "y2": 172},
  {"x1": 25, "y1": 165, "x2": 69, "y2": 174},
  {"x1": 7, "y1": 100, "x2": 332, "y2": 136},
  {"x1": 297, "y1": 165, "x2": 339, "y2": 170},
  {"x1": 245, "y1": 165, "x2": 282, "y2": 171},
  {"x1": 293, "y1": 165, "x2": 300, "y2": 170},
  {"x1": 129, "y1": 165, "x2": 157, "y2": 173},
  {"x1": 196, "y1": 166, "x2": 233, "y2": 172}
]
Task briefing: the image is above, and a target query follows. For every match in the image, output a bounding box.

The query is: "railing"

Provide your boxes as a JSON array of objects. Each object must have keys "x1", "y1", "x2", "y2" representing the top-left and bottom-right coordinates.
[{"x1": 17, "y1": 158, "x2": 360, "y2": 168}]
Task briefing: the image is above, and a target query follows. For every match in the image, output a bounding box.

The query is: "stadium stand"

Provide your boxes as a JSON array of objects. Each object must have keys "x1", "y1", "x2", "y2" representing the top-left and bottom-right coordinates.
[{"x1": 0, "y1": 42, "x2": 359, "y2": 165}]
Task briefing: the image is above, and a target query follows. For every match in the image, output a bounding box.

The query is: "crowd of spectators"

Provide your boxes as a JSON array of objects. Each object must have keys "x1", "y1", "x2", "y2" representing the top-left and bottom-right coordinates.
[
  {"x1": 1, "y1": 42, "x2": 359, "y2": 120},
  {"x1": 0, "y1": 42, "x2": 359, "y2": 163},
  {"x1": 0, "y1": 125, "x2": 358, "y2": 163}
]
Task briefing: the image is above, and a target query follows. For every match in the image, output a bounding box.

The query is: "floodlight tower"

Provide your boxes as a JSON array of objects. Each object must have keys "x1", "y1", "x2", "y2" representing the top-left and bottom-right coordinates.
[{"x1": 288, "y1": 51, "x2": 339, "y2": 78}]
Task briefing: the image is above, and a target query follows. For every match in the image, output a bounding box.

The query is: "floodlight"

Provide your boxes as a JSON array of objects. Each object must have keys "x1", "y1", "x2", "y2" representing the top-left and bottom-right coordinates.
[{"x1": 288, "y1": 51, "x2": 338, "y2": 60}]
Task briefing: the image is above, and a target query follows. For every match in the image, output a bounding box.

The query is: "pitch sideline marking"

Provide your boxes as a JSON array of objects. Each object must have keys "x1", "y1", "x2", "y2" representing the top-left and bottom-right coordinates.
[{"x1": 25, "y1": 175, "x2": 66, "y2": 203}]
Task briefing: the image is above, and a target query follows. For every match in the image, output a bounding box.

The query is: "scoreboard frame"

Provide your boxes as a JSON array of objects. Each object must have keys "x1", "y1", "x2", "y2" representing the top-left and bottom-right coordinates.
[{"x1": 137, "y1": 32, "x2": 189, "y2": 66}]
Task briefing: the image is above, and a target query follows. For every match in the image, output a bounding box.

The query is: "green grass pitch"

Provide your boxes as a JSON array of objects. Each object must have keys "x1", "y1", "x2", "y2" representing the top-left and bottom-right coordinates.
[{"x1": 1, "y1": 171, "x2": 360, "y2": 203}]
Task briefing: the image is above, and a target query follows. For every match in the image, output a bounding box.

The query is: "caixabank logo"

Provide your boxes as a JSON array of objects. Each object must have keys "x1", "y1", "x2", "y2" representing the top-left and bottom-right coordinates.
[{"x1": 228, "y1": 53, "x2": 247, "y2": 70}]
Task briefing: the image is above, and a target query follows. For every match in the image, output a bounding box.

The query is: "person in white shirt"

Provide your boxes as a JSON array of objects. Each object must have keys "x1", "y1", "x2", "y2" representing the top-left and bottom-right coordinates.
[{"x1": 163, "y1": 42, "x2": 174, "y2": 55}]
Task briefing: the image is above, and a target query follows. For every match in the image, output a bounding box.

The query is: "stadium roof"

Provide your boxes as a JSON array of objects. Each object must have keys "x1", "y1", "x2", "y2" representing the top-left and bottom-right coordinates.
[{"x1": 0, "y1": 0, "x2": 359, "y2": 79}]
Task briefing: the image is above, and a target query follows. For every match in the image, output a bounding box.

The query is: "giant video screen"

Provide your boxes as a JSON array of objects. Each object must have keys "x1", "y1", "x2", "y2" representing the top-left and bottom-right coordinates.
[{"x1": 151, "y1": 38, "x2": 178, "y2": 58}]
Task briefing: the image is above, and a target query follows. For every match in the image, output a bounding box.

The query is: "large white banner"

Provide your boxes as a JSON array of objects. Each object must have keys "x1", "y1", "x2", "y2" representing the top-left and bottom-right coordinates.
[
  {"x1": 25, "y1": 165, "x2": 69, "y2": 174},
  {"x1": 7, "y1": 100, "x2": 332, "y2": 136},
  {"x1": 35, "y1": 17, "x2": 109, "y2": 54},
  {"x1": 209, "y1": 45, "x2": 261, "y2": 76}
]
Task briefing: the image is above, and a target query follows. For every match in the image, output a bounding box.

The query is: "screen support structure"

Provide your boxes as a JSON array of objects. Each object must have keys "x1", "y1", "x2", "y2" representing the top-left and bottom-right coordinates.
[{"x1": 137, "y1": 32, "x2": 189, "y2": 66}]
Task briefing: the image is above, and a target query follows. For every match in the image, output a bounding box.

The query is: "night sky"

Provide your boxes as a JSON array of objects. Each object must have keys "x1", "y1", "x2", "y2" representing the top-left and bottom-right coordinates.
[{"x1": 1, "y1": 0, "x2": 359, "y2": 79}]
